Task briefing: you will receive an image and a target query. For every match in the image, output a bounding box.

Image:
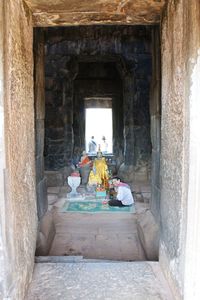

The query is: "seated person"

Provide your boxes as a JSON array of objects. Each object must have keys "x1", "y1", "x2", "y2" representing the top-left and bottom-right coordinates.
[
  {"x1": 108, "y1": 176, "x2": 134, "y2": 207},
  {"x1": 88, "y1": 151, "x2": 109, "y2": 188}
]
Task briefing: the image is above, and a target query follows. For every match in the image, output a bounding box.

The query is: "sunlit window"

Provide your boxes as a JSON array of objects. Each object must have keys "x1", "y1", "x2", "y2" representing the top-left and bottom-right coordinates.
[{"x1": 85, "y1": 108, "x2": 113, "y2": 154}]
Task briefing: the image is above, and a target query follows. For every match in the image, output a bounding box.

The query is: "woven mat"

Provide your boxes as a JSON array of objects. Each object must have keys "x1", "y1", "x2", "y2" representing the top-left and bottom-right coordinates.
[{"x1": 62, "y1": 200, "x2": 135, "y2": 213}]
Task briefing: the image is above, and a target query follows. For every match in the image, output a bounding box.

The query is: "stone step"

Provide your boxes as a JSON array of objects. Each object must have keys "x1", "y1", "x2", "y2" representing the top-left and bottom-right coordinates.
[
  {"x1": 26, "y1": 261, "x2": 174, "y2": 300},
  {"x1": 35, "y1": 255, "x2": 125, "y2": 263}
]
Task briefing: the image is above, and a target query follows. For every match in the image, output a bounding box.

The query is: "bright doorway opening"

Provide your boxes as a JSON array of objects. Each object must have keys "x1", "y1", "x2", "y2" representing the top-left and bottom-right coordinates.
[{"x1": 85, "y1": 108, "x2": 113, "y2": 154}]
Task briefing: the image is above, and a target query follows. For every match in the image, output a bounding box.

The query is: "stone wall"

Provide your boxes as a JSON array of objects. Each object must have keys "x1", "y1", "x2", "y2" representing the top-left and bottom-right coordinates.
[
  {"x1": 183, "y1": 1, "x2": 200, "y2": 298},
  {"x1": 160, "y1": 0, "x2": 200, "y2": 299},
  {"x1": 150, "y1": 26, "x2": 161, "y2": 222},
  {"x1": 0, "y1": 0, "x2": 37, "y2": 299},
  {"x1": 44, "y1": 26, "x2": 152, "y2": 181},
  {"x1": 34, "y1": 29, "x2": 48, "y2": 220},
  {"x1": 0, "y1": 1, "x2": 5, "y2": 298}
]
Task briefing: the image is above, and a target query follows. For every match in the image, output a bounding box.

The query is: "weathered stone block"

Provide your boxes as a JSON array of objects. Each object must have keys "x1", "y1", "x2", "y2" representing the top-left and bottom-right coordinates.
[
  {"x1": 48, "y1": 194, "x2": 59, "y2": 205},
  {"x1": 150, "y1": 115, "x2": 161, "y2": 151},
  {"x1": 45, "y1": 109, "x2": 64, "y2": 127},
  {"x1": 45, "y1": 90, "x2": 54, "y2": 105},
  {"x1": 45, "y1": 63, "x2": 57, "y2": 76},
  {"x1": 150, "y1": 185, "x2": 160, "y2": 221},
  {"x1": 45, "y1": 154, "x2": 66, "y2": 170},
  {"x1": 44, "y1": 170, "x2": 64, "y2": 187},
  {"x1": 118, "y1": 163, "x2": 135, "y2": 182},
  {"x1": 36, "y1": 155, "x2": 44, "y2": 184},
  {"x1": 134, "y1": 55, "x2": 152, "y2": 77},
  {"x1": 35, "y1": 211, "x2": 55, "y2": 256},
  {"x1": 37, "y1": 177, "x2": 48, "y2": 220},
  {"x1": 47, "y1": 143, "x2": 65, "y2": 155},
  {"x1": 34, "y1": 29, "x2": 45, "y2": 120},
  {"x1": 150, "y1": 81, "x2": 161, "y2": 115},
  {"x1": 137, "y1": 210, "x2": 159, "y2": 260},
  {"x1": 45, "y1": 127, "x2": 65, "y2": 140},
  {"x1": 35, "y1": 119, "x2": 44, "y2": 156},
  {"x1": 45, "y1": 77, "x2": 55, "y2": 90},
  {"x1": 151, "y1": 149, "x2": 160, "y2": 188},
  {"x1": 59, "y1": 185, "x2": 71, "y2": 197},
  {"x1": 134, "y1": 166, "x2": 149, "y2": 182},
  {"x1": 47, "y1": 186, "x2": 60, "y2": 194},
  {"x1": 1, "y1": 1, "x2": 37, "y2": 299},
  {"x1": 135, "y1": 192, "x2": 144, "y2": 202}
]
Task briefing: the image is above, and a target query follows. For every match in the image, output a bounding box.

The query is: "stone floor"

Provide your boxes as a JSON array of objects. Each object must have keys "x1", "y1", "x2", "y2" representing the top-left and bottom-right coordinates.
[
  {"x1": 26, "y1": 261, "x2": 174, "y2": 300},
  {"x1": 49, "y1": 209, "x2": 146, "y2": 260},
  {"x1": 26, "y1": 183, "x2": 169, "y2": 299},
  {"x1": 46, "y1": 183, "x2": 151, "y2": 261}
]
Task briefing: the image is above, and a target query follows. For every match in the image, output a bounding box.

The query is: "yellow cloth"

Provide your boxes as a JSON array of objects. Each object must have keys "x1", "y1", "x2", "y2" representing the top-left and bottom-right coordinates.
[{"x1": 88, "y1": 157, "x2": 109, "y2": 186}]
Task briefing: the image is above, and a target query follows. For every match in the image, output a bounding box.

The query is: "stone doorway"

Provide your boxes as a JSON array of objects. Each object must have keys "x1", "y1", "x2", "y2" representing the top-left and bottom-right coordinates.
[
  {"x1": 34, "y1": 25, "x2": 159, "y2": 262},
  {"x1": 1, "y1": 1, "x2": 200, "y2": 299}
]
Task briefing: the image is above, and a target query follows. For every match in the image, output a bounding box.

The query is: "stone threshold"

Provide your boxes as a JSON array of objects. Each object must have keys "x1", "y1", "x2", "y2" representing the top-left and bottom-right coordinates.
[
  {"x1": 35, "y1": 256, "x2": 134, "y2": 263},
  {"x1": 26, "y1": 261, "x2": 174, "y2": 300}
]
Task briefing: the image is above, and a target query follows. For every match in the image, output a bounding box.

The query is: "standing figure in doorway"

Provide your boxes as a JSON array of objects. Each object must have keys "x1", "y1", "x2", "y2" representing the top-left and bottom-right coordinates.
[
  {"x1": 88, "y1": 136, "x2": 97, "y2": 154},
  {"x1": 101, "y1": 136, "x2": 108, "y2": 154}
]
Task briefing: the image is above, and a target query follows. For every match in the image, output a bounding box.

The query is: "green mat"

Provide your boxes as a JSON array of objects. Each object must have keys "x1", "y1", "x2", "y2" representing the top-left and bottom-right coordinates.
[{"x1": 62, "y1": 201, "x2": 135, "y2": 213}]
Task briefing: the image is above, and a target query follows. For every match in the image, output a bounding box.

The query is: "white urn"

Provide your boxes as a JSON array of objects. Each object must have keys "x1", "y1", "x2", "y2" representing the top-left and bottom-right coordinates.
[{"x1": 67, "y1": 176, "x2": 81, "y2": 197}]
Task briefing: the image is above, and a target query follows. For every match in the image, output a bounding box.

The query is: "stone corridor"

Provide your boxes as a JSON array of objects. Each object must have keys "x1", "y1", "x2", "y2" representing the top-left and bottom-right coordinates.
[{"x1": 1, "y1": 1, "x2": 200, "y2": 300}]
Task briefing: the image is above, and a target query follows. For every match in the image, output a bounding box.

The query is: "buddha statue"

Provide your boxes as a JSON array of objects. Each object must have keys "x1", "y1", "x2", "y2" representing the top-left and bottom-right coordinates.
[{"x1": 88, "y1": 151, "x2": 109, "y2": 188}]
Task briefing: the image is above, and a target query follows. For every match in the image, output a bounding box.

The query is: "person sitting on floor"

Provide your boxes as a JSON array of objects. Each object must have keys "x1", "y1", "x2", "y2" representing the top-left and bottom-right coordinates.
[{"x1": 108, "y1": 176, "x2": 134, "y2": 207}]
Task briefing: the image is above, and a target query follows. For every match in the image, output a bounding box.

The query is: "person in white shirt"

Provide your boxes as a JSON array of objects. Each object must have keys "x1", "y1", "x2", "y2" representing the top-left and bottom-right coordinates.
[
  {"x1": 101, "y1": 136, "x2": 108, "y2": 154},
  {"x1": 108, "y1": 176, "x2": 134, "y2": 207},
  {"x1": 88, "y1": 136, "x2": 97, "y2": 153}
]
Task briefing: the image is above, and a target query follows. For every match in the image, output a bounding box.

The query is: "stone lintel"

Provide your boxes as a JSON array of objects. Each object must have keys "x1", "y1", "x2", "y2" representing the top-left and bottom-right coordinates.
[
  {"x1": 32, "y1": 12, "x2": 161, "y2": 27},
  {"x1": 23, "y1": 0, "x2": 166, "y2": 26}
]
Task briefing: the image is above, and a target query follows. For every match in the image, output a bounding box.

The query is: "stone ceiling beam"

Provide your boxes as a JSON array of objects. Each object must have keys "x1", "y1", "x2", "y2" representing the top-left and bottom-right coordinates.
[{"x1": 23, "y1": 0, "x2": 166, "y2": 26}]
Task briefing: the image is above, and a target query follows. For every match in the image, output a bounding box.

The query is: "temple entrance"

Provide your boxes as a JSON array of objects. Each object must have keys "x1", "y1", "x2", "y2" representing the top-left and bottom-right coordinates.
[
  {"x1": 2, "y1": 1, "x2": 200, "y2": 299},
  {"x1": 35, "y1": 25, "x2": 158, "y2": 262}
]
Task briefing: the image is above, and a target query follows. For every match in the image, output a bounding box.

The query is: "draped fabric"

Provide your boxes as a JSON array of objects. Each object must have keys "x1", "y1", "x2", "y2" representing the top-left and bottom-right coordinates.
[{"x1": 88, "y1": 157, "x2": 109, "y2": 187}]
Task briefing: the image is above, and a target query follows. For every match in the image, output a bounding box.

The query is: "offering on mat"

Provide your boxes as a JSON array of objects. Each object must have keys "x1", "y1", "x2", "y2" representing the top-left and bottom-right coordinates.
[{"x1": 95, "y1": 184, "x2": 107, "y2": 198}]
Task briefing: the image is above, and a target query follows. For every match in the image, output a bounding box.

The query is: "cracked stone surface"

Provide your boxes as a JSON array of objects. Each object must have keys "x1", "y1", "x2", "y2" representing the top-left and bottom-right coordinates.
[
  {"x1": 24, "y1": 0, "x2": 166, "y2": 26},
  {"x1": 26, "y1": 262, "x2": 174, "y2": 300}
]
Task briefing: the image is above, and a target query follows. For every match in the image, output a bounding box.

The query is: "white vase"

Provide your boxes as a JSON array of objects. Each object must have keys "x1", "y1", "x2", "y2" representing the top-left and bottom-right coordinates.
[{"x1": 67, "y1": 176, "x2": 81, "y2": 197}]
